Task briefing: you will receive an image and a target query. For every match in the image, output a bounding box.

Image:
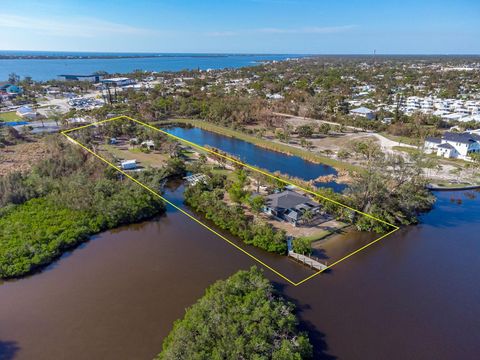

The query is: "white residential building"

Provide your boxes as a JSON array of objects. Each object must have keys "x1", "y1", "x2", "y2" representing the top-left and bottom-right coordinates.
[
  {"x1": 16, "y1": 105, "x2": 37, "y2": 120},
  {"x1": 349, "y1": 107, "x2": 375, "y2": 120},
  {"x1": 424, "y1": 132, "x2": 480, "y2": 160}
]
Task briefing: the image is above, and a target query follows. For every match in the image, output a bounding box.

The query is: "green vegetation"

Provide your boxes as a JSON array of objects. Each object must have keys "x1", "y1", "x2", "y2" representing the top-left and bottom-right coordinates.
[
  {"x1": 432, "y1": 182, "x2": 474, "y2": 189},
  {"x1": 380, "y1": 132, "x2": 422, "y2": 146},
  {"x1": 346, "y1": 140, "x2": 435, "y2": 231},
  {"x1": 157, "y1": 267, "x2": 312, "y2": 360},
  {"x1": 184, "y1": 178, "x2": 288, "y2": 254},
  {"x1": 0, "y1": 111, "x2": 21, "y2": 122},
  {"x1": 0, "y1": 180, "x2": 164, "y2": 278},
  {"x1": 292, "y1": 237, "x2": 313, "y2": 255},
  {"x1": 391, "y1": 145, "x2": 421, "y2": 155},
  {"x1": 0, "y1": 135, "x2": 184, "y2": 278}
]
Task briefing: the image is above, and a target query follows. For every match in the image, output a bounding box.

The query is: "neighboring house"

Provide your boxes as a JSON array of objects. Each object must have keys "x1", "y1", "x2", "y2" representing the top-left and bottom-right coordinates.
[
  {"x1": 424, "y1": 132, "x2": 480, "y2": 160},
  {"x1": 264, "y1": 190, "x2": 320, "y2": 226},
  {"x1": 16, "y1": 106, "x2": 37, "y2": 120},
  {"x1": 424, "y1": 136, "x2": 442, "y2": 152},
  {"x1": 141, "y1": 140, "x2": 155, "y2": 150},
  {"x1": 7, "y1": 85, "x2": 23, "y2": 95},
  {"x1": 349, "y1": 107, "x2": 375, "y2": 120},
  {"x1": 0, "y1": 83, "x2": 23, "y2": 97}
]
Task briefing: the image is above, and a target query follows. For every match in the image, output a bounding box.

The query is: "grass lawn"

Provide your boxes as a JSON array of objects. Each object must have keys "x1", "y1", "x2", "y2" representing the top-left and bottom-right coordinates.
[
  {"x1": 434, "y1": 181, "x2": 473, "y2": 187},
  {"x1": 303, "y1": 222, "x2": 350, "y2": 242},
  {"x1": 380, "y1": 132, "x2": 422, "y2": 146},
  {"x1": 210, "y1": 167, "x2": 237, "y2": 181},
  {"x1": 0, "y1": 111, "x2": 21, "y2": 122},
  {"x1": 392, "y1": 146, "x2": 472, "y2": 167},
  {"x1": 157, "y1": 118, "x2": 361, "y2": 173},
  {"x1": 303, "y1": 229, "x2": 331, "y2": 242},
  {"x1": 392, "y1": 146, "x2": 421, "y2": 154},
  {"x1": 101, "y1": 144, "x2": 168, "y2": 168}
]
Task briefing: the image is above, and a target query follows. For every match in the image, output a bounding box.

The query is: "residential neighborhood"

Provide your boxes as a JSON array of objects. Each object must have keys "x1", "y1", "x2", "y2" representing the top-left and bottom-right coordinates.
[{"x1": 1, "y1": 0, "x2": 480, "y2": 359}]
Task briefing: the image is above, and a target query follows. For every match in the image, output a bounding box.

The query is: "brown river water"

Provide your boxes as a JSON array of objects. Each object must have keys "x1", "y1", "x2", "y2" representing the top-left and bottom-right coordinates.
[{"x1": 1, "y1": 183, "x2": 479, "y2": 360}]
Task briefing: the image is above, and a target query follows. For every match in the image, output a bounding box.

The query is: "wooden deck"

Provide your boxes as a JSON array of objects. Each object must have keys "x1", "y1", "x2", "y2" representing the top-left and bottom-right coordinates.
[
  {"x1": 287, "y1": 238, "x2": 328, "y2": 271},
  {"x1": 288, "y1": 252, "x2": 328, "y2": 271}
]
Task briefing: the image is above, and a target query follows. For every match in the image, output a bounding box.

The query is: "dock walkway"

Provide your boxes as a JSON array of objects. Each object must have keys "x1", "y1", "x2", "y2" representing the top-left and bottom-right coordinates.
[{"x1": 287, "y1": 238, "x2": 328, "y2": 271}]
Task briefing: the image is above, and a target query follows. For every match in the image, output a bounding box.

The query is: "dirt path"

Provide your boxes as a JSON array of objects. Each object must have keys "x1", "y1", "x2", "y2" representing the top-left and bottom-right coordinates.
[{"x1": 370, "y1": 133, "x2": 417, "y2": 153}]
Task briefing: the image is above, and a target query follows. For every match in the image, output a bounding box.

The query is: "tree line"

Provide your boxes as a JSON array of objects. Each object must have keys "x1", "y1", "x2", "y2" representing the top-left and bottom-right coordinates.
[
  {"x1": 0, "y1": 134, "x2": 184, "y2": 278},
  {"x1": 184, "y1": 177, "x2": 288, "y2": 254},
  {"x1": 157, "y1": 266, "x2": 313, "y2": 359}
]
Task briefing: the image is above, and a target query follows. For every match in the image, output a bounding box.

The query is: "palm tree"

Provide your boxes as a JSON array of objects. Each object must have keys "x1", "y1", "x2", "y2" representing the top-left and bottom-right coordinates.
[{"x1": 302, "y1": 209, "x2": 314, "y2": 225}]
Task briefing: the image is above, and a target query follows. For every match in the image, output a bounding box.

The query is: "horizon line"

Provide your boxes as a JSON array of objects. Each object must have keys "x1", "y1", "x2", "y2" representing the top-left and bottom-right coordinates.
[{"x1": 1, "y1": 49, "x2": 480, "y2": 56}]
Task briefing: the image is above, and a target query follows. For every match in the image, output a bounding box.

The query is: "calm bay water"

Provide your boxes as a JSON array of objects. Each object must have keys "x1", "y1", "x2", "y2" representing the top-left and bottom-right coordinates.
[
  {"x1": 0, "y1": 130, "x2": 479, "y2": 359},
  {"x1": 0, "y1": 52, "x2": 300, "y2": 81},
  {"x1": 166, "y1": 126, "x2": 346, "y2": 192}
]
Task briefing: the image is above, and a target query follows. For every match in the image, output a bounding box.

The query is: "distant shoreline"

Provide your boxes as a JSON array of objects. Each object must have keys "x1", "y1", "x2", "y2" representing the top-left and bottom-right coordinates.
[{"x1": 0, "y1": 54, "x2": 236, "y2": 60}]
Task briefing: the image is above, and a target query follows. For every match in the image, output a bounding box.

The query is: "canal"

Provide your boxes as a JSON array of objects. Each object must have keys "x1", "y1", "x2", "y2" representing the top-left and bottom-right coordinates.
[{"x1": 165, "y1": 126, "x2": 346, "y2": 192}]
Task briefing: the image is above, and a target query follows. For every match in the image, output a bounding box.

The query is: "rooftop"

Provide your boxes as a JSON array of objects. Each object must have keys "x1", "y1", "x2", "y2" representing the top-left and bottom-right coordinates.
[
  {"x1": 437, "y1": 143, "x2": 455, "y2": 150},
  {"x1": 350, "y1": 106, "x2": 374, "y2": 114},
  {"x1": 265, "y1": 190, "x2": 318, "y2": 210},
  {"x1": 425, "y1": 137, "x2": 442, "y2": 144},
  {"x1": 444, "y1": 132, "x2": 480, "y2": 144}
]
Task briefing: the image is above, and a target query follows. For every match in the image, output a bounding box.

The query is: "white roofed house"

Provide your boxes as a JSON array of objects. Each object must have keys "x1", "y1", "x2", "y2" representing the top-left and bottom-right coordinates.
[
  {"x1": 436, "y1": 142, "x2": 457, "y2": 158},
  {"x1": 424, "y1": 136, "x2": 442, "y2": 153},
  {"x1": 349, "y1": 107, "x2": 376, "y2": 120},
  {"x1": 423, "y1": 132, "x2": 480, "y2": 160},
  {"x1": 16, "y1": 106, "x2": 37, "y2": 120},
  {"x1": 141, "y1": 140, "x2": 155, "y2": 150}
]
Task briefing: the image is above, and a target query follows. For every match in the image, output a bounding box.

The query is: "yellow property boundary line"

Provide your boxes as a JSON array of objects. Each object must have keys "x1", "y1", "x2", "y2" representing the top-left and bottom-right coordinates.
[{"x1": 61, "y1": 115, "x2": 400, "y2": 286}]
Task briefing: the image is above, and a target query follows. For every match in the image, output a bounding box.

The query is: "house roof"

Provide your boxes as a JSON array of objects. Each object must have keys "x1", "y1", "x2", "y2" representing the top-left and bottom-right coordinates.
[
  {"x1": 8, "y1": 86, "x2": 22, "y2": 93},
  {"x1": 425, "y1": 136, "x2": 442, "y2": 144},
  {"x1": 16, "y1": 106, "x2": 34, "y2": 114},
  {"x1": 443, "y1": 132, "x2": 480, "y2": 144},
  {"x1": 437, "y1": 143, "x2": 455, "y2": 150},
  {"x1": 350, "y1": 106, "x2": 374, "y2": 114},
  {"x1": 284, "y1": 209, "x2": 300, "y2": 220},
  {"x1": 265, "y1": 190, "x2": 318, "y2": 210}
]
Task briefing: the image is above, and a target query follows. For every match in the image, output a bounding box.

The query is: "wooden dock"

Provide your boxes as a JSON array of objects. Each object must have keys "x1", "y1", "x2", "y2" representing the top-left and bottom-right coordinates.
[
  {"x1": 288, "y1": 251, "x2": 328, "y2": 271},
  {"x1": 287, "y1": 238, "x2": 328, "y2": 271}
]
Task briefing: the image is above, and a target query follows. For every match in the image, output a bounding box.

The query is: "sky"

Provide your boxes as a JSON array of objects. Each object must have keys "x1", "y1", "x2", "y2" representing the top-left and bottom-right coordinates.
[{"x1": 0, "y1": 0, "x2": 479, "y2": 54}]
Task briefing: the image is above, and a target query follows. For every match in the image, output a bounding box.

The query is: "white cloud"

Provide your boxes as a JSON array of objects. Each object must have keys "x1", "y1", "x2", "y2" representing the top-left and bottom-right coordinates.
[
  {"x1": 0, "y1": 14, "x2": 158, "y2": 38},
  {"x1": 206, "y1": 31, "x2": 240, "y2": 37},
  {"x1": 258, "y1": 25, "x2": 356, "y2": 34},
  {"x1": 206, "y1": 25, "x2": 356, "y2": 37}
]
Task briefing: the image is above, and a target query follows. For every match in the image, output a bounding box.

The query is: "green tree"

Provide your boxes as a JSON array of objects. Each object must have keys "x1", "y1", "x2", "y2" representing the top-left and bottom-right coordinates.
[
  {"x1": 8, "y1": 72, "x2": 20, "y2": 84},
  {"x1": 296, "y1": 124, "x2": 314, "y2": 138},
  {"x1": 318, "y1": 123, "x2": 331, "y2": 136},
  {"x1": 292, "y1": 237, "x2": 312, "y2": 255},
  {"x1": 347, "y1": 141, "x2": 435, "y2": 231},
  {"x1": 157, "y1": 267, "x2": 312, "y2": 360},
  {"x1": 249, "y1": 195, "x2": 265, "y2": 214}
]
